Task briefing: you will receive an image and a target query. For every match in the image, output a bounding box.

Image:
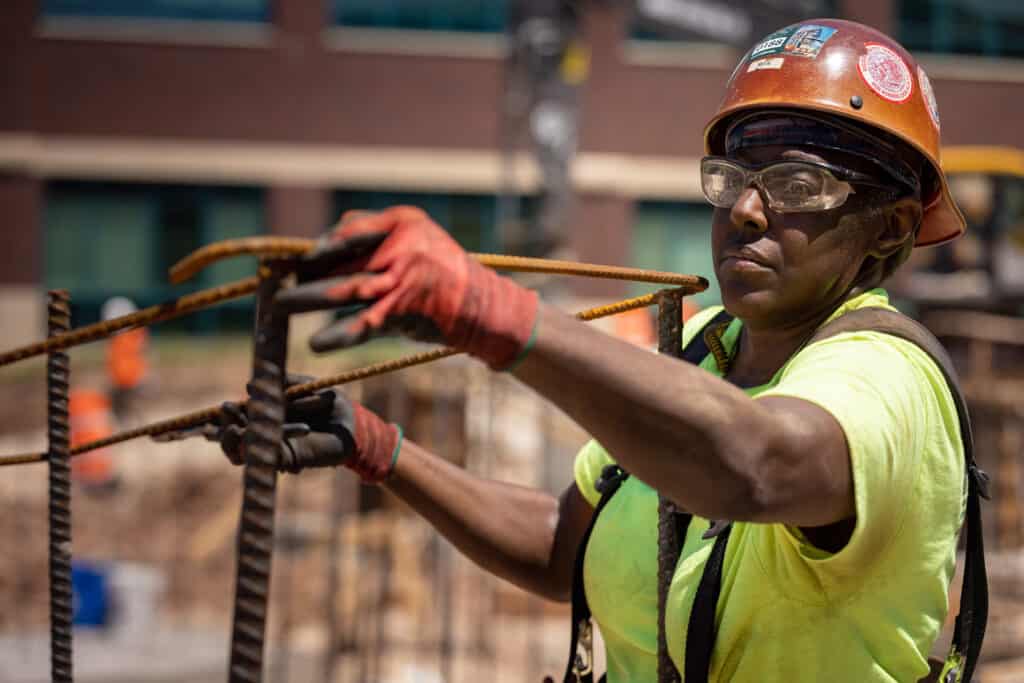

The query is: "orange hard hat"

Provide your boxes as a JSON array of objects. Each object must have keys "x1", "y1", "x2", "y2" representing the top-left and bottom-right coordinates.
[{"x1": 704, "y1": 18, "x2": 965, "y2": 247}]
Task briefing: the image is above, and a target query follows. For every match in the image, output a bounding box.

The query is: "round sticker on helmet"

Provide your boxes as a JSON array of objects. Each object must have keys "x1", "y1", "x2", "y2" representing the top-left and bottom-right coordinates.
[
  {"x1": 858, "y1": 43, "x2": 913, "y2": 103},
  {"x1": 919, "y1": 66, "x2": 940, "y2": 130}
]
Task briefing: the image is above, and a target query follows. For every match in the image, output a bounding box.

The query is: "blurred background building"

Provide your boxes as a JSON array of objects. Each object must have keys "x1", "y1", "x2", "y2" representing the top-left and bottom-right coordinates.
[
  {"x1": 2, "y1": 0, "x2": 1023, "y2": 345},
  {"x1": 3, "y1": 2, "x2": 1024, "y2": 681}
]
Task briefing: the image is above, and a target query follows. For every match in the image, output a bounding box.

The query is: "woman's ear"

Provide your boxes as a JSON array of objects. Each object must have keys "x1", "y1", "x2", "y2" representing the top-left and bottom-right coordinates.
[{"x1": 868, "y1": 197, "x2": 922, "y2": 259}]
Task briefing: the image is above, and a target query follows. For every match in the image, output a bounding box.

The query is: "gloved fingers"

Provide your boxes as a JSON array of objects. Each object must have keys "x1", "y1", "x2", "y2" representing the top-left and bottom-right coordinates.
[
  {"x1": 305, "y1": 284, "x2": 402, "y2": 352},
  {"x1": 275, "y1": 272, "x2": 393, "y2": 315},
  {"x1": 295, "y1": 230, "x2": 388, "y2": 283},
  {"x1": 219, "y1": 401, "x2": 248, "y2": 429},
  {"x1": 332, "y1": 206, "x2": 427, "y2": 242},
  {"x1": 307, "y1": 316, "x2": 371, "y2": 354},
  {"x1": 286, "y1": 391, "x2": 336, "y2": 424},
  {"x1": 220, "y1": 424, "x2": 246, "y2": 465},
  {"x1": 283, "y1": 422, "x2": 311, "y2": 440}
]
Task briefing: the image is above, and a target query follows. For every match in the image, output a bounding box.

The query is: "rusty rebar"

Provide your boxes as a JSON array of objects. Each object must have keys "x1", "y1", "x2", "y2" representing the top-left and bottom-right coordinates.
[
  {"x1": 656, "y1": 289, "x2": 685, "y2": 683},
  {"x1": 47, "y1": 290, "x2": 73, "y2": 683},
  {"x1": 167, "y1": 236, "x2": 709, "y2": 290},
  {"x1": 0, "y1": 290, "x2": 674, "y2": 468},
  {"x1": 228, "y1": 261, "x2": 290, "y2": 683},
  {"x1": 0, "y1": 237, "x2": 706, "y2": 370},
  {"x1": 0, "y1": 277, "x2": 259, "y2": 369}
]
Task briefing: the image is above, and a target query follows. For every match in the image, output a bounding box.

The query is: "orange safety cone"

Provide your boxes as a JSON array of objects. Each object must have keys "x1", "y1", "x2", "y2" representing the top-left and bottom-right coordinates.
[{"x1": 69, "y1": 388, "x2": 117, "y2": 489}]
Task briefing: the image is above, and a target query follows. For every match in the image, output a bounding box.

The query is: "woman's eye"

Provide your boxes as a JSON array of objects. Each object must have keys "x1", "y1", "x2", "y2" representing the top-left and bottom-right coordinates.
[{"x1": 781, "y1": 179, "x2": 814, "y2": 196}]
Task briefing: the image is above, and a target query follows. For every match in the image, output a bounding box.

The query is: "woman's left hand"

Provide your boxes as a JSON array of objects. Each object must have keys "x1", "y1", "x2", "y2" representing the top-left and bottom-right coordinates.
[{"x1": 277, "y1": 205, "x2": 539, "y2": 370}]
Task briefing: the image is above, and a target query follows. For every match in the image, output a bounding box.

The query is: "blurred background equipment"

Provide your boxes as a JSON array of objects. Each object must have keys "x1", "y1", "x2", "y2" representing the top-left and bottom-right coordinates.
[{"x1": 2, "y1": 0, "x2": 1024, "y2": 681}]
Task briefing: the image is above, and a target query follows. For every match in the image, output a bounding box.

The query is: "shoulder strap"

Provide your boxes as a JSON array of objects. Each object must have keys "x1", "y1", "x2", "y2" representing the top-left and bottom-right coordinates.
[
  {"x1": 560, "y1": 309, "x2": 732, "y2": 683},
  {"x1": 809, "y1": 307, "x2": 989, "y2": 683}
]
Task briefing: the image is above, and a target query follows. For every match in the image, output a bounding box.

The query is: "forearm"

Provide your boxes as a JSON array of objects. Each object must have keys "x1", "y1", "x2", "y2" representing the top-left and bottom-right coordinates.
[
  {"x1": 512, "y1": 303, "x2": 779, "y2": 521},
  {"x1": 384, "y1": 439, "x2": 575, "y2": 601}
]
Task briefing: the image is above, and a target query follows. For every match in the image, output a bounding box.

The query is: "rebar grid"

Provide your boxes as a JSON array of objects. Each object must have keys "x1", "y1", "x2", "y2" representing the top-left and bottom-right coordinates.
[
  {"x1": 0, "y1": 290, "x2": 673, "y2": 468},
  {"x1": 47, "y1": 290, "x2": 73, "y2": 683}
]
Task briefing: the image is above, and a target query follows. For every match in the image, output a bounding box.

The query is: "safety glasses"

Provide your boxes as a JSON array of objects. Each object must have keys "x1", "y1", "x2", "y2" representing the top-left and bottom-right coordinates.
[{"x1": 700, "y1": 156, "x2": 896, "y2": 213}]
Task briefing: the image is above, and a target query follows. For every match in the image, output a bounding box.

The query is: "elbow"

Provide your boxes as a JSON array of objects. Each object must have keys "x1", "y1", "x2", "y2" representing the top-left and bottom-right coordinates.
[{"x1": 699, "y1": 435, "x2": 778, "y2": 522}]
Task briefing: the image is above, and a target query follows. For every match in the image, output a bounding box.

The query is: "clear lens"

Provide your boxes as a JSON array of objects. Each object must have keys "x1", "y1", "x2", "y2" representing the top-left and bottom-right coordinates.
[
  {"x1": 700, "y1": 157, "x2": 856, "y2": 213},
  {"x1": 701, "y1": 159, "x2": 745, "y2": 208}
]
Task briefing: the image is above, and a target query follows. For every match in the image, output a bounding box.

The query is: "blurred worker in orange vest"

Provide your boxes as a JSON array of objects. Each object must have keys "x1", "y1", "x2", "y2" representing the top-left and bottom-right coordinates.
[
  {"x1": 69, "y1": 388, "x2": 118, "y2": 492},
  {"x1": 102, "y1": 297, "x2": 149, "y2": 421}
]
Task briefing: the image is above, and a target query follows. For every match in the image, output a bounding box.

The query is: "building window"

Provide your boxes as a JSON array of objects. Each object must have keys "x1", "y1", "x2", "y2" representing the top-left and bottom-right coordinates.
[
  {"x1": 898, "y1": 0, "x2": 1024, "y2": 58},
  {"x1": 41, "y1": 0, "x2": 270, "y2": 22},
  {"x1": 631, "y1": 201, "x2": 720, "y2": 309},
  {"x1": 330, "y1": 0, "x2": 506, "y2": 33},
  {"x1": 629, "y1": 1, "x2": 838, "y2": 45},
  {"x1": 332, "y1": 191, "x2": 508, "y2": 254},
  {"x1": 45, "y1": 182, "x2": 265, "y2": 333}
]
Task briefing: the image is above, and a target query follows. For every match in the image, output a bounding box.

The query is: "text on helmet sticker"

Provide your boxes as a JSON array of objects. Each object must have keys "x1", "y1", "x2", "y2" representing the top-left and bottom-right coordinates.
[
  {"x1": 918, "y1": 66, "x2": 940, "y2": 130},
  {"x1": 748, "y1": 24, "x2": 837, "y2": 61},
  {"x1": 858, "y1": 43, "x2": 913, "y2": 103},
  {"x1": 747, "y1": 57, "x2": 784, "y2": 72}
]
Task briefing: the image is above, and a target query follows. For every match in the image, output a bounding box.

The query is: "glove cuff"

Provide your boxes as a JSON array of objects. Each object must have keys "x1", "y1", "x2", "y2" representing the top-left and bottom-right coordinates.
[
  {"x1": 457, "y1": 259, "x2": 540, "y2": 371},
  {"x1": 348, "y1": 403, "x2": 402, "y2": 484}
]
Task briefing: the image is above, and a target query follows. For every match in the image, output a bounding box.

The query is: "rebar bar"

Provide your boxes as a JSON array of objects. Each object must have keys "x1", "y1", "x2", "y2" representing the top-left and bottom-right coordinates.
[
  {"x1": 47, "y1": 290, "x2": 73, "y2": 683},
  {"x1": 167, "y1": 236, "x2": 709, "y2": 290},
  {"x1": 656, "y1": 289, "x2": 685, "y2": 683},
  {"x1": 228, "y1": 261, "x2": 289, "y2": 683},
  {"x1": 0, "y1": 291, "x2": 671, "y2": 468},
  {"x1": 0, "y1": 277, "x2": 259, "y2": 368}
]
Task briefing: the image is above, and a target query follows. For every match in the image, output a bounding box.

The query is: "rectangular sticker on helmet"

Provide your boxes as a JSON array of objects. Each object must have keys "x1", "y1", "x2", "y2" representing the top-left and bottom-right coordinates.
[
  {"x1": 747, "y1": 57, "x2": 784, "y2": 72},
  {"x1": 749, "y1": 24, "x2": 836, "y2": 61}
]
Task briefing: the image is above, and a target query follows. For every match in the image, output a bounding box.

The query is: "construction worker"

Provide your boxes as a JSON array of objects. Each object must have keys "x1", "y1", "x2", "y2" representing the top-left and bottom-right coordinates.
[
  {"x1": 101, "y1": 296, "x2": 149, "y2": 421},
  {"x1": 180, "y1": 19, "x2": 985, "y2": 683}
]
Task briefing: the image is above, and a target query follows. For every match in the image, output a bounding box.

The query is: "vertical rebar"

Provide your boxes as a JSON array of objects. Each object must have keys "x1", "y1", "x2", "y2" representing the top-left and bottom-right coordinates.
[
  {"x1": 656, "y1": 289, "x2": 685, "y2": 683},
  {"x1": 228, "y1": 261, "x2": 289, "y2": 683},
  {"x1": 47, "y1": 289, "x2": 73, "y2": 683}
]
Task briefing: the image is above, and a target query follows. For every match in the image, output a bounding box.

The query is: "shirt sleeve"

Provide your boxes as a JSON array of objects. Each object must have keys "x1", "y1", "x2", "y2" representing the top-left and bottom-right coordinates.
[
  {"x1": 573, "y1": 439, "x2": 617, "y2": 507},
  {"x1": 754, "y1": 330, "x2": 963, "y2": 583}
]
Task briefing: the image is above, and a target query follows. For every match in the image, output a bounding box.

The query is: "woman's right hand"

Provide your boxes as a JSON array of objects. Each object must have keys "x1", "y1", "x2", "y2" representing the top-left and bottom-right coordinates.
[{"x1": 154, "y1": 378, "x2": 402, "y2": 484}]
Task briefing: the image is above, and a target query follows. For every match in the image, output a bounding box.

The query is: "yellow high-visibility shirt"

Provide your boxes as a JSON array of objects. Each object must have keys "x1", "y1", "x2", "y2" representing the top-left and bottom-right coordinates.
[{"x1": 574, "y1": 289, "x2": 965, "y2": 682}]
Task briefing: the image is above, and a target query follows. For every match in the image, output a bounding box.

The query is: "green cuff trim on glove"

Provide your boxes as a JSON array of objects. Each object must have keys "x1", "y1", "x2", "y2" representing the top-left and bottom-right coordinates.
[
  {"x1": 502, "y1": 315, "x2": 540, "y2": 373},
  {"x1": 388, "y1": 424, "x2": 404, "y2": 477}
]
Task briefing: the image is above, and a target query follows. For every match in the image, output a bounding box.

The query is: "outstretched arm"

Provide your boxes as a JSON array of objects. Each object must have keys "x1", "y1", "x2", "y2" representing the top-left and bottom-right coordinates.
[{"x1": 386, "y1": 440, "x2": 593, "y2": 602}]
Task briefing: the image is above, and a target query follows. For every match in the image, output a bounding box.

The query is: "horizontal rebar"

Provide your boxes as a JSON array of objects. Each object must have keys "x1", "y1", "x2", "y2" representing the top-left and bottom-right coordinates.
[
  {"x1": 169, "y1": 236, "x2": 708, "y2": 290},
  {"x1": 0, "y1": 290, "x2": 668, "y2": 468},
  {"x1": 0, "y1": 238, "x2": 705, "y2": 370},
  {"x1": 0, "y1": 277, "x2": 260, "y2": 369}
]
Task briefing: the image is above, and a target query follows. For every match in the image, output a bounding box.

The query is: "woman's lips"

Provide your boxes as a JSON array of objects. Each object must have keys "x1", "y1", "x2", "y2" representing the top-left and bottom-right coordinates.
[{"x1": 720, "y1": 248, "x2": 773, "y2": 271}]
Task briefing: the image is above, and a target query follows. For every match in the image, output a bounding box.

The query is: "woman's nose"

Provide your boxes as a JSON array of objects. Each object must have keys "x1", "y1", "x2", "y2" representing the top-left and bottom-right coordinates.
[{"x1": 729, "y1": 186, "x2": 769, "y2": 234}]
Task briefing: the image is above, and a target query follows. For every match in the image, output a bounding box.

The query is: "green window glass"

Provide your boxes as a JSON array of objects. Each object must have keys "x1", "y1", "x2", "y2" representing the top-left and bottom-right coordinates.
[
  {"x1": 330, "y1": 0, "x2": 506, "y2": 33},
  {"x1": 631, "y1": 201, "x2": 720, "y2": 308},
  {"x1": 333, "y1": 191, "x2": 505, "y2": 254},
  {"x1": 42, "y1": 0, "x2": 270, "y2": 22},
  {"x1": 898, "y1": 0, "x2": 1024, "y2": 58},
  {"x1": 44, "y1": 182, "x2": 265, "y2": 333}
]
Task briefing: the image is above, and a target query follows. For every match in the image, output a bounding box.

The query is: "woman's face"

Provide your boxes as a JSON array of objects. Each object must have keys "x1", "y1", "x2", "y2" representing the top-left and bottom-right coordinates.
[{"x1": 710, "y1": 145, "x2": 886, "y2": 329}]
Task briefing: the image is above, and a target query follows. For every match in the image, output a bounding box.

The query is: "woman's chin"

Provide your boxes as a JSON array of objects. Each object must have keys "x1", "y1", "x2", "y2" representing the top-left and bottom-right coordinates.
[{"x1": 719, "y1": 287, "x2": 780, "y2": 321}]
